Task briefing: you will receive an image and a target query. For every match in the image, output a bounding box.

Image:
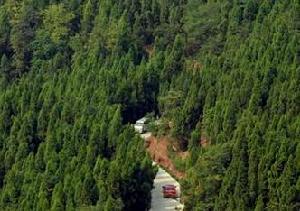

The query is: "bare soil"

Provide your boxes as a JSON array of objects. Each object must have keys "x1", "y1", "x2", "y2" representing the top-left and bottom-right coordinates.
[{"x1": 146, "y1": 135, "x2": 186, "y2": 179}]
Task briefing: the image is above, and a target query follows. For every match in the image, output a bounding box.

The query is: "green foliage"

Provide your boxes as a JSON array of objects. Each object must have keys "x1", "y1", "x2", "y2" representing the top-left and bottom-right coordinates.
[
  {"x1": 176, "y1": 0, "x2": 300, "y2": 210},
  {"x1": 184, "y1": 1, "x2": 224, "y2": 55},
  {"x1": 0, "y1": 1, "x2": 165, "y2": 210},
  {"x1": 0, "y1": 0, "x2": 298, "y2": 210},
  {"x1": 42, "y1": 4, "x2": 74, "y2": 43},
  {"x1": 10, "y1": 0, "x2": 38, "y2": 77},
  {"x1": 0, "y1": 6, "x2": 10, "y2": 56}
]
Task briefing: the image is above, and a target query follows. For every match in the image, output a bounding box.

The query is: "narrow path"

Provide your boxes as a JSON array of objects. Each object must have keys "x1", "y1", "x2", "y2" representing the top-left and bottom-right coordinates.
[{"x1": 140, "y1": 133, "x2": 184, "y2": 211}]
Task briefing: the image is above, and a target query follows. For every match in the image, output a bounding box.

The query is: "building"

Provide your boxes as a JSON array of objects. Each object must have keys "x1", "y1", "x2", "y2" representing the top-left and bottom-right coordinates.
[{"x1": 134, "y1": 117, "x2": 149, "y2": 134}]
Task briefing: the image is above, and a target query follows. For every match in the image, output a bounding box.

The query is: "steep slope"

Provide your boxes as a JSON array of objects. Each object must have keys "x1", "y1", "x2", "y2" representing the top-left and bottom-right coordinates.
[
  {"x1": 0, "y1": 0, "x2": 185, "y2": 210},
  {"x1": 160, "y1": 1, "x2": 300, "y2": 210},
  {"x1": 0, "y1": 0, "x2": 299, "y2": 210}
]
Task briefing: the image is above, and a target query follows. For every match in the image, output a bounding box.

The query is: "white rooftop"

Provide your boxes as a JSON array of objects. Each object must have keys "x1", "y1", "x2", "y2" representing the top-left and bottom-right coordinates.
[{"x1": 136, "y1": 117, "x2": 148, "y2": 124}]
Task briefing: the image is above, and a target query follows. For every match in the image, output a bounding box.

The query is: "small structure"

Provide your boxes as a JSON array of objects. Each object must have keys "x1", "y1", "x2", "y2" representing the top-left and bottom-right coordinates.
[{"x1": 134, "y1": 117, "x2": 149, "y2": 134}]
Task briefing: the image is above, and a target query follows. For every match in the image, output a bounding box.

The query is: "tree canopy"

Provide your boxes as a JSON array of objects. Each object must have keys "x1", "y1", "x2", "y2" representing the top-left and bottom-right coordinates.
[{"x1": 0, "y1": 0, "x2": 299, "y2": 210}]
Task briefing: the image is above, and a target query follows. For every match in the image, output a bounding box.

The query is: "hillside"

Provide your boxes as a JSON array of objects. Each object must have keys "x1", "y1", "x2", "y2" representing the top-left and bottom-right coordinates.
[
  {"x1": 173, "y1": 1, "x2": 300, "y2": 210},
  {"x1": 0, "y1": 0, "x2": 299, "y2": 210}
]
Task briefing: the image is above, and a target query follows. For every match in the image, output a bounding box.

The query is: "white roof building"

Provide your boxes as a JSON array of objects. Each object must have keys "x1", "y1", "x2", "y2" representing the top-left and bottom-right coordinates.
[
  {"x1": 136, "y1": 117, "x2": 148, "y2": 125},
  {"x1": 134, "y1": 117, "x2": 149, "y2": 134}
]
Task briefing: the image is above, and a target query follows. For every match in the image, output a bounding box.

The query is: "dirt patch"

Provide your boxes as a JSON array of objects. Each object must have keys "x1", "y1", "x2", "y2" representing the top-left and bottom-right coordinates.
[{"x1": 146, "y1": 136, "x2": 186, "y2": 179}]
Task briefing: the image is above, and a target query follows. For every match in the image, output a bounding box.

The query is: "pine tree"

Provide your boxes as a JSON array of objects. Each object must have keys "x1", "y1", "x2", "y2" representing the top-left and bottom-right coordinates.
[
  {"x1": 51, "y1": 182, "x2": 65, "y2": 211},
  {"x1": 254, "y1": 195, "x2": 264, "y2": 211},
  {"x1": 42, "y1": 4, "x2": 74, "y2": 43},
  {"x1": 0, "y1": 54, "x2": 10, "y2": 83},
  {"x1": 10, "y1": 0, "x2": 37, "y2": 77},
  {"x1": 162, "y1": 34, "x2": 184, "y2": 82},
  {"x1": 82, "y1": 0, "x2": 95, "y2": 33},
  {"x1": 107, "y1": 107, "x2": 122, "y2": 156},
  {"x1": 0, "y1": 6, "x2": 10, "y2": 56}
]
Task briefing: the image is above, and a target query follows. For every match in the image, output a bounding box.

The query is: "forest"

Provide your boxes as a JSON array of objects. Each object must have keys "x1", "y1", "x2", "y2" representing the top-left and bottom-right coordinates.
[{"x1": 0, "y1": 0, "x2": 299, "y2": 210}]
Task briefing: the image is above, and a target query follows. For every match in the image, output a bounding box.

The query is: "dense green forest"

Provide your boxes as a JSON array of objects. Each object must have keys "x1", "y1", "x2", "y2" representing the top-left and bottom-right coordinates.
[
  {"x1": 177, "y1": 1, "x2": 300, "y2": 210},
  {"x1": 0, "y1": 0, "x2": 299, "y2": 210},
  {"x1": 0, "y1": 0, "x2": 165, "y2": 210}
]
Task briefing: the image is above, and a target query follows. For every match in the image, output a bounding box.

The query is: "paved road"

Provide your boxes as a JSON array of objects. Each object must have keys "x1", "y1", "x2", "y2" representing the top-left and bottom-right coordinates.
[
  {"x1": 139, "y1": 132, "x2": 183, "y2": 210},
  {"x1": 150, "y1": 165, "x2": 183, "y2": 211}
]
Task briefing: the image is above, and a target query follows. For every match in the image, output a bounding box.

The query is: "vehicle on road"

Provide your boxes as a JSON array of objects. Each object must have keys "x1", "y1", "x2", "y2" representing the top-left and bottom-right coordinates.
[
  {"x1": 162, "y1": 184, "x2": 176, "y2": 191},
  {"x1": 162, "y1": 184, "x2": 178, "y2": 198},
  {"x1": 163, "y1": 189, "x2": 177, "y2": 198}
]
